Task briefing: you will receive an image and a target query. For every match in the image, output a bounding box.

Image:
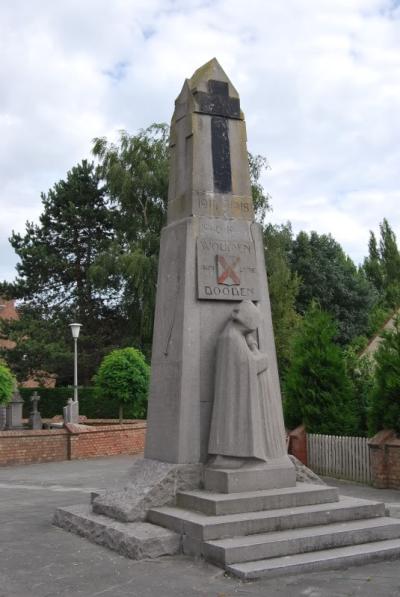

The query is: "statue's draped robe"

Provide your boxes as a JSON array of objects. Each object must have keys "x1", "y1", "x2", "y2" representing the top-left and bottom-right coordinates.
[{"x1": 208, "y1": 321, "x2": 269, "y2": 461}]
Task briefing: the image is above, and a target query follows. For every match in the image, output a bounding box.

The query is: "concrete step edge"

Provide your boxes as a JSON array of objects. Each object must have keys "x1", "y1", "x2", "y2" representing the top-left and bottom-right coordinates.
[
  {"x1": 206, "y1": 516, "x2": 400, "y2": 548},
  {"x1": 226, "y1": 538, "x2": 400, "y2": 579},
  {"x1": 148, "y1": 498, "x2": 385, "y2": 541},
  {"x1": 177, "y1": 483, "x2": 337, "y2": 501},
  {"x1": 177, "y1": 485, "x2": 339, "y2": 515},
  {"x1": 204, "y1": 517, "x2": 400, "y2": 564},
  {"x1": 149, "y1": 496, "x2": 384, "y2": 525}
]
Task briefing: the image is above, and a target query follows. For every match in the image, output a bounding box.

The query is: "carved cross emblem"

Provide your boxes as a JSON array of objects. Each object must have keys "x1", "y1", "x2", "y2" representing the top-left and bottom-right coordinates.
[{"x1": 217, "y1": 255, "x2": 240, "y2": 285}]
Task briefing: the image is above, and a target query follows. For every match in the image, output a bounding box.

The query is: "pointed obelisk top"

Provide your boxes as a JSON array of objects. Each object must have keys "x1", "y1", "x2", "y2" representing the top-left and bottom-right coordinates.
[
  {"x1": 168, "y1": 59, "x2": 252, "y2": 223},
  {"x1": 187, "y1": 58, "x2": 239, "y2": 99}
]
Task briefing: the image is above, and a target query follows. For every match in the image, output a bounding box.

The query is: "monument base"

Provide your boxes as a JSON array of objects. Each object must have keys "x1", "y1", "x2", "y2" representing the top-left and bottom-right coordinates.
[
  {"x1": 92, "y1": 457, "x2": 203, "y2": 522},
  {"x1": 204, "y1": 457, "x2": 296, "y2": 493}
]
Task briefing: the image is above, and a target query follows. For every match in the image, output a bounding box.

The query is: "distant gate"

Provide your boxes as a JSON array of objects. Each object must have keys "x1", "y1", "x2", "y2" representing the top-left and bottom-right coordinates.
[{"x1": 307, "y1": 434, "x2": 371, "y2": 484}]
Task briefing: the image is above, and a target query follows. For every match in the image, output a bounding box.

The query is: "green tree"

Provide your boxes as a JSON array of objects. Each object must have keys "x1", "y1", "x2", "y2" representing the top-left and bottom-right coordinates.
[
  {"x1": 91, "y1": 124, "x2": 169, "y2": 352},
  {"x1": 290, "y1": 231, "x2": 377, "y2": 345},
  {"x1": 343, "y1": 347, "x2": 374, "y2": 437},
  {"x1": 248, "y1": 153, "x2": 271, "y2": 222},
  {"x1": 263, "y1": 223, "x2": 300, "y2": 373},
  {"x1": 283, "y1": 302, "x2": 357, "y2": 435},
  {"x1": 368, "y1": 317, "x2": 400, "y2": 435},
  {"x1": 363, "y1": 219, "x2": 400, "y2": 310},
  {"x1": 0, "y1": 362, "x2": 15, "y2": 406},
  {"x1": 363, "y1": 232, "x2": 384, "y2": 296},
  {"x1": 379, "y1": 219, "x2": 400, "y2": 307},
  {"x1": 0, "y1": 160, "x2": 121, "y2": 384},
  {"x1": 94, "y1": 347, "x2": 150, "y2": 422}
]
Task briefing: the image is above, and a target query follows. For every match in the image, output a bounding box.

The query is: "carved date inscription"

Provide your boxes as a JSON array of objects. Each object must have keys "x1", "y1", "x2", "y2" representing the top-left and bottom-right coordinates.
[{"x1": 197, "y1": 238, "x2": 260, "y2": 301}]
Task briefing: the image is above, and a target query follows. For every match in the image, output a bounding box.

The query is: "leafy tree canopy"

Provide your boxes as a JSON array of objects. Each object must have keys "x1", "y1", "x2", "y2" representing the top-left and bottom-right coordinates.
[
  {"x1": 0, "y1": 361, "x2": 15, "y2": 406},
  {"x1": 363, "y1": 218, "x2": 400, "y2": 309},
  {"x1": 94, "y1": 347, "x2": 150, "y2": 420},
  {"x1": 0, "y1": 160, "x2": 123, "y2": 384},
  {"x1": 290, "y1": 230, "x2": 377, "y2": 344},
  {"x1": 263, "y1": 223, "x2": 300, "y2": 373}
]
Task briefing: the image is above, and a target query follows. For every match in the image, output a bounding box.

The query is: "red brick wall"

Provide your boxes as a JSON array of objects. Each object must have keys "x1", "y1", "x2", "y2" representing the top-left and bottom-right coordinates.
[
  {"x1": 288, "y1": 425, "x2": 308, "y2": 465},
  {"x1": 67, "y1": 423, "x2": 146, "y2": 460},
  {"x1": 0, "y1": 428, "x2": 69, "y2": 465},
  {"x1": 0, "y1": 421, "x2": 146, "y2": 466},
  {"x1": 369, "y1": 430, "x2": 400, "y2": 489}
]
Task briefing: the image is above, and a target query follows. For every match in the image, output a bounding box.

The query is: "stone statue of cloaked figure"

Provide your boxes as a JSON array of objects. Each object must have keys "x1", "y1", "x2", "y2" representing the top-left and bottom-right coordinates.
[{"x1": 208, "y1": 300, "x2": 287, "y2": 467}]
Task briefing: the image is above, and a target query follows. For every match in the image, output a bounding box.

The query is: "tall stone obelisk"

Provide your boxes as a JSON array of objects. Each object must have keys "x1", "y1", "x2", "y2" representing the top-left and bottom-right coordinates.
[{"x1": 145, "y1": 59, "x2": 292, "y2": 479}]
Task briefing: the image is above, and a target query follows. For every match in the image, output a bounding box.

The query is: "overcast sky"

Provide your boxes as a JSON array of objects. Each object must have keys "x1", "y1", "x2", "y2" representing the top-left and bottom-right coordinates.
[{"x1": 1, "y1": 0, "x2": 400, "y2": 281}]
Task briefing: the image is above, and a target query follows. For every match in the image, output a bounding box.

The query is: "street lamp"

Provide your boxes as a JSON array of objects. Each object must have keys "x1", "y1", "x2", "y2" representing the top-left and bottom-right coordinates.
[{"x1": 69, "y1": 323, "x2": 82, "y2": 403}]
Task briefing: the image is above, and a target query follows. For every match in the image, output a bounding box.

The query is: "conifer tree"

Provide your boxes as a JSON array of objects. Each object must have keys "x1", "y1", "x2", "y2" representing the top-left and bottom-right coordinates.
[
  {"x1": 368, "y1": 317, "x2": 400, "y2": 435},
  {"x1": 283, "y1": 302, "x2": 357, "y2": 435}
]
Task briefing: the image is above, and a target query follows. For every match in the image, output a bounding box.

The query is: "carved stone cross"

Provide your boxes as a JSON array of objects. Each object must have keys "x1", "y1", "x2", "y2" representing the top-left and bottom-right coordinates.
[
  {"x1": 194, "y1": 80, "x2": 241, "y2": 194},
  {"x1": 30, "y1": 391, "x2": 40, "y2": 414}
]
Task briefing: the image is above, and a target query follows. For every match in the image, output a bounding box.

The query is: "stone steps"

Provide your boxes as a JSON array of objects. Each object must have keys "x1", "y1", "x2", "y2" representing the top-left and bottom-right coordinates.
[
  {"x1": 204, "y1": 517, "x2": 400, "y2": 565},
  {"x1": 53, "y1": 504, "x2": 180, "y2": 559},
  {"x1": 176, "y1": 483, "x2": 339, "y2": 516},
  {"x1": 148, "y1": 496, "x2": 385, "y2": 541},
  {"x1": 227, "y1": 538, "x2": 400, "y2": 579}
]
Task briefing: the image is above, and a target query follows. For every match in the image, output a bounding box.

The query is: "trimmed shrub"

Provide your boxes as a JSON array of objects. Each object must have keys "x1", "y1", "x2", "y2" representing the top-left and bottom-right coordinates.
[{"x1": 94, "y1": 347, "x2": 150, "y2": 421}]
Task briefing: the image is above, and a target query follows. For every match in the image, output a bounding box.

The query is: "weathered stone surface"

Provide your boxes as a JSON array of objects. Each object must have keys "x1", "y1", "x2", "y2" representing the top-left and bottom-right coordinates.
[
  {"x1": 386, "y1": 503, "x2": 400, "y2": 518},
  {"x1": 226, "y1": 539, "x2": 400, "y2": 579},
  {"x1": 63, "y1": 398, "x2": 79, "y2": 424},
  {"x1": 53, "y1": 504, "x2": 180, "y2": 560},
  {"x1": 208, "y1": 301, "x2": 287, "y2": 463},
  {"x1": 92, "y1": 457, "x2": 203, "y2": 522},
  {"x1": 176, "y1": 484, "x2": 339, "y2": 516},
  {"x1": 145, "y1": 61, "x2": 291, "y2": 466},
  {"x1": 289, "y1": 455, "x2": 326, "y2": 485},
  {"x1": 204, "y1": 459, "x2": 296, "y2": 493}
]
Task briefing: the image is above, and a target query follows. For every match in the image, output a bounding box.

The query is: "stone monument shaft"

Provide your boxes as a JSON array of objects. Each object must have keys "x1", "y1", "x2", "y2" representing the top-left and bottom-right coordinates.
[{"x1": 145, "y1": 59, "x2": 286, "y2": 464}]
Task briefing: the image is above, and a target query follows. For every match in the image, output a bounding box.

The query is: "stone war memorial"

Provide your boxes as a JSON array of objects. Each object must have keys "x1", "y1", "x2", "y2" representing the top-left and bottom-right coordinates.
[{"x1": 54, "y1": 59, "x2": 400, "y2": 579}]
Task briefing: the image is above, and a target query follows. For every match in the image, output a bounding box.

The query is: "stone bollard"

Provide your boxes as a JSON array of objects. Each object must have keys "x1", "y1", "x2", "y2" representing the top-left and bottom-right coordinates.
[{"x1": 6, "y1": 386, "x2": 24, "y2": 429}]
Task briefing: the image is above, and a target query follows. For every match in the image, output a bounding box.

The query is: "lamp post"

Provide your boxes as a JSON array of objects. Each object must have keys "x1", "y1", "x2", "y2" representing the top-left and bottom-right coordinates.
[{"x1": 69, "y1": 323, "x2": 82, "y2": 403}]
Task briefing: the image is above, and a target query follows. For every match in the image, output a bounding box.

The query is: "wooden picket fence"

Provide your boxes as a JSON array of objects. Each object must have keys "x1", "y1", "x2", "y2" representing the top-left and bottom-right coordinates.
[{"x1": 307, "y1": 434, "x2": 371, "y2": 484}]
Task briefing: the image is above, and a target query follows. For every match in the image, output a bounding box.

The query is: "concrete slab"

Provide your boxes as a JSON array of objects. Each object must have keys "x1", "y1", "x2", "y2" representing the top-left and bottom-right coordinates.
[
  {"x1": 227, "y1": 538, "x2": 400, "y2": 580},
  {"x1": 53, "y1": 504, "x2": 180, "y2": 559},
  {"x1": 148, "y1": 496, "x2": 385, "y2": 541},
  {"x1": 204, "y1": 517, "x2": 400, "y2": 564},
  {"x1": 204, "y1": 460, "x2": 296, "y2": 492},
  {"x1": 2, "y1": 455, "x2": 400, "y2": 596},
  {"x1": 177, "y1": 483, "x2": 339, "y2": 515}
]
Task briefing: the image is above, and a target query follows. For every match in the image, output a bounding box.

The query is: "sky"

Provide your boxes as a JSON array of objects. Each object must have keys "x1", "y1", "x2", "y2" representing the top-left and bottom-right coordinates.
[{"x1": 1, "y1": 0, "x2": 400, "y2": 281}]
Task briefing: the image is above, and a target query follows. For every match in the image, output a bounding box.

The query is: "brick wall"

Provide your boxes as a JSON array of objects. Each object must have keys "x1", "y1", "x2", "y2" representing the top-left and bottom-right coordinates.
[
  {"x1": 0, "y1": 421, "x2": 146, "y2": 466},
  {"x1": 369, "y1": 429, "x2": 400, "y2": 489},
  {"x1": 67, "y1": 422, "x2": 146, "y2": 460},
  {"x1": 288, "y1": 424, "x2": 308, "y2": 465},
  {"x1": 0, "y1": 428, "x2": 69, "y2": 465}
]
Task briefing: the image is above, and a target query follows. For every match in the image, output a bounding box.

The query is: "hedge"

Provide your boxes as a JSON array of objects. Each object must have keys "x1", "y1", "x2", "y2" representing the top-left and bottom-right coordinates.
[{"x1": 19, "y1": 386, "x2": 146, "y2": 420}]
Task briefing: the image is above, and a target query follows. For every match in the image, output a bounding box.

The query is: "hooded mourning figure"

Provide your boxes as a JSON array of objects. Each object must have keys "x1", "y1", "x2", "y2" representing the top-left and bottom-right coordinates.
[{"x1": 208, "y1": 300, "x2": 286, "y2": 468}]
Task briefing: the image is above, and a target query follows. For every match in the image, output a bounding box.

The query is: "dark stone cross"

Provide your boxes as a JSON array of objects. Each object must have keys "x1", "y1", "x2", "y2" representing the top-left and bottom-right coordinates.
[{"x1": 194, "y1": 80, "x2": 241, "y2": 194}]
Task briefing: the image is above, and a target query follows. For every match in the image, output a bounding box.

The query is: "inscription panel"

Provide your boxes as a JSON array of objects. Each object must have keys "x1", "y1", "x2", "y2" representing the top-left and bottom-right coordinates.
[
  {"x1": 196, "y1": 194, "x2": 254, "y2": 220},
  {"x1": 197, "y1": 237, "x2": 260, "y2": 301}
]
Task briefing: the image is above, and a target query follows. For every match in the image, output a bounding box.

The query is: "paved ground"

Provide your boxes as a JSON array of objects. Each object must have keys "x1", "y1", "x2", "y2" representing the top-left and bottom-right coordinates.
[{"x1": 1, "y1": 455, "x2": 400, "y2": 597}]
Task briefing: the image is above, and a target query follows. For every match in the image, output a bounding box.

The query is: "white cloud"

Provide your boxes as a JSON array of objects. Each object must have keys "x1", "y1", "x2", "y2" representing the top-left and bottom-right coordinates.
[{"x1": 1, "y1": 0, "x2": 400, "y2": 281}]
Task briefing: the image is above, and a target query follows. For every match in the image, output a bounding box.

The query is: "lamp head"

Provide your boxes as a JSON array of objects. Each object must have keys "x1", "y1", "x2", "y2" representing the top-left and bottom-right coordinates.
[{"x1": 69, "y1": 323, "x2": 82, "y2": 339}]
